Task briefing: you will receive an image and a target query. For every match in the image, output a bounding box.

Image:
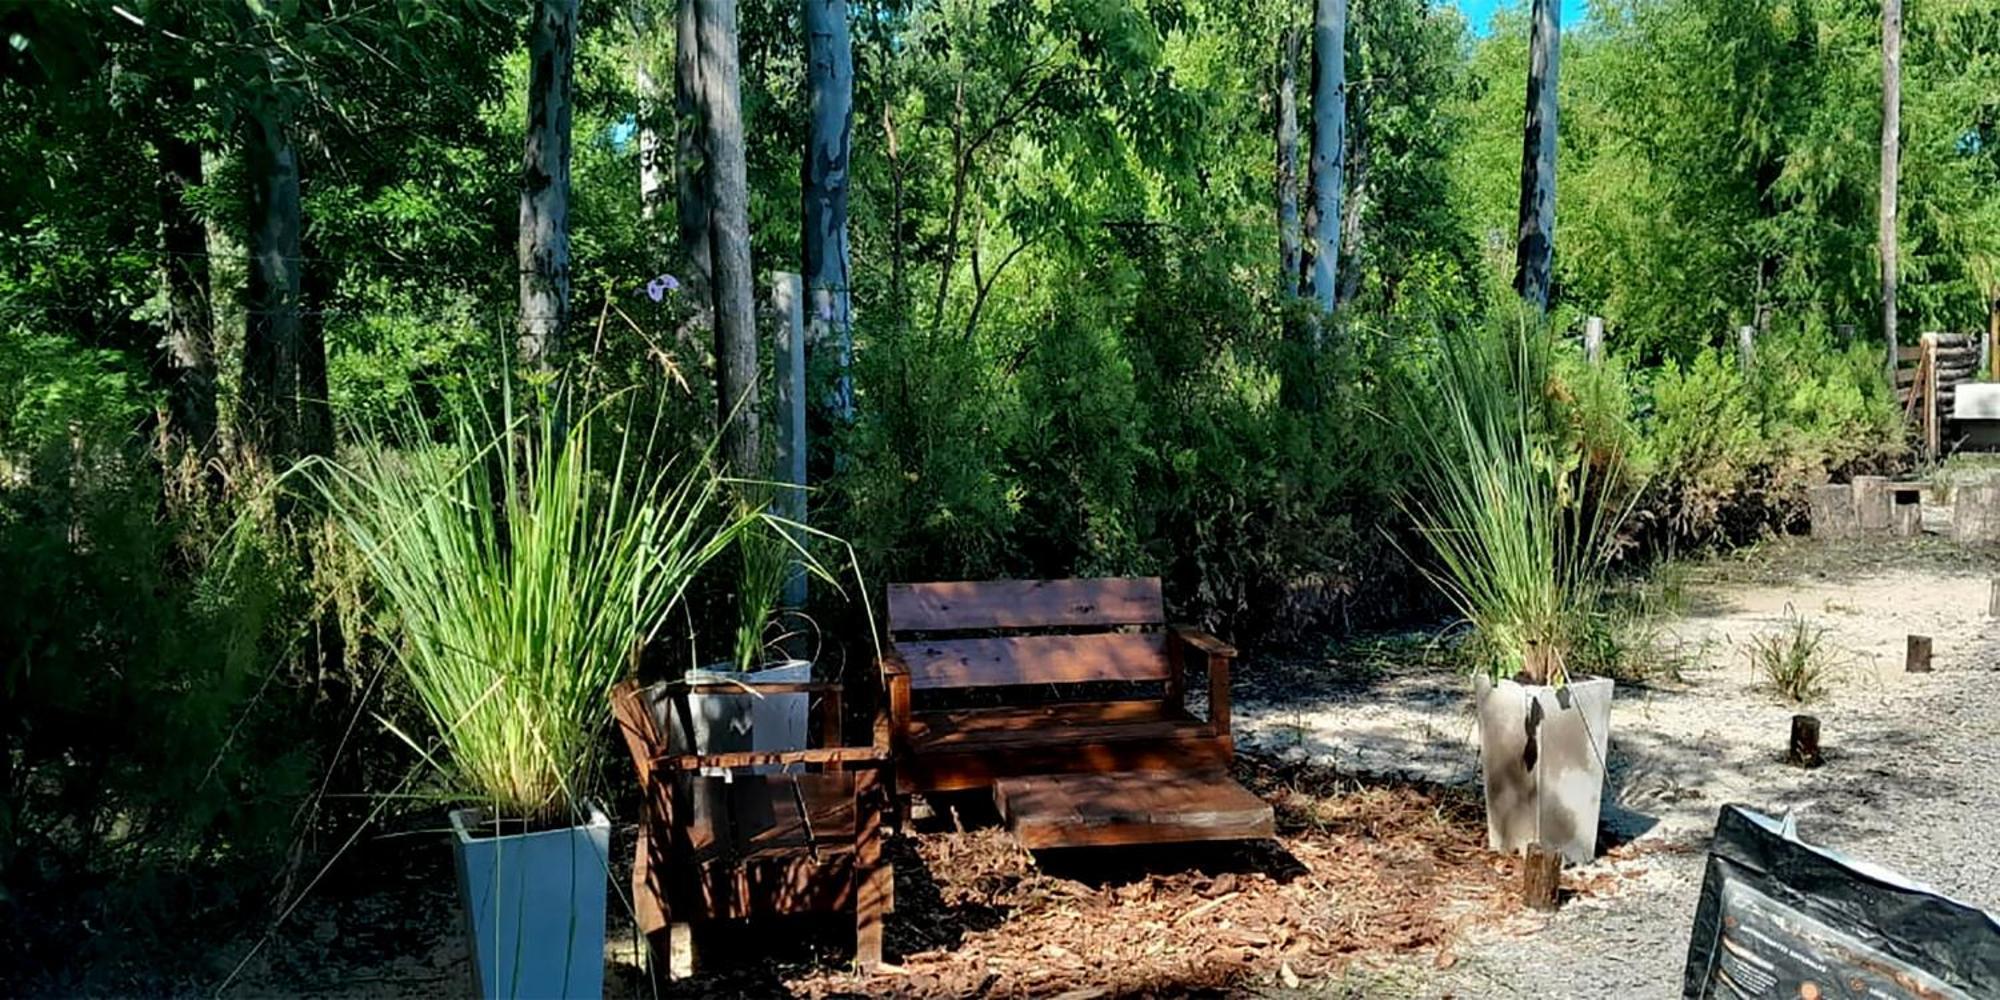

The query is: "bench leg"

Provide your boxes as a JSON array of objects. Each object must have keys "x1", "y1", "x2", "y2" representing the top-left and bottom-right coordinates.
[
  {"x1": 855, "y1": 770, "x2": 889, "y2": 971},
  {"x1": 667, "y1": 922, "x2": 695, "y2": 981}
]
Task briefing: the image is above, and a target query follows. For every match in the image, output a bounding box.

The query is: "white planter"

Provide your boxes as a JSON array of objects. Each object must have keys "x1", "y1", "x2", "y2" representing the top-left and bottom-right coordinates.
[
  {"x1": 1473, "y1": 675, "x2": 1614, "y2": 866},
  {"x1": 448, "y1": 802, "x2": 610, "y2": 1000},
  {"x1": 657, "y1": 659, "x2": 812, "y2": 775}
]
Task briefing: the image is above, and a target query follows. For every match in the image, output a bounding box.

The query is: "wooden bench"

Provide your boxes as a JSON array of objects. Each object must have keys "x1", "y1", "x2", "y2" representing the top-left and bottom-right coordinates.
[
  {"x1": 611, "y1": 677, "x2": 892, "y2": 978},
  {"x1": 879, "y1": 577, "x2": 1273, "y2": 849}
]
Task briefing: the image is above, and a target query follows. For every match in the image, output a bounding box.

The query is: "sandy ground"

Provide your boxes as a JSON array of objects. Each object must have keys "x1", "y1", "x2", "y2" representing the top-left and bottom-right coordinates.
[{"x1": 1233, "y1": 538, "x2": 2000, "y2": 998}]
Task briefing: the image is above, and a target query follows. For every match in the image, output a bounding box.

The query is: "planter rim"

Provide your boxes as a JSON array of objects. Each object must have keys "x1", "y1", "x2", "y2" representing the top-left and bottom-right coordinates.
[
  {"x1": 447, "y1": 799, "x2": 610, "y2": 846},
  {"x1": 1472, "y1": 673, "x2": 1615, "y2": 692},
  {"x1": 684, "y1": 658, "x2": 813, "y2": 680}
]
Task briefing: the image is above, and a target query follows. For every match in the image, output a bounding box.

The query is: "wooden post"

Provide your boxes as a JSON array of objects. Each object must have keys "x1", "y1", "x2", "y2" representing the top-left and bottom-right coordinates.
[
  {"x1": 1989, "y1": 297, "x2": 1999, "y2": 382},
  {"x1": 1787, "y1": 715, "x2": 1822, "y2": 768},
  {"x1": 1906, "y1": 634, "x2": 1932, "y2": 673},
  {"x1": 771, "y1": 272, "x2": 808, "y2": 612},
  {"x1": 1584, "y1": 316, "x2": 1604, "y2": 366},
  {"x1": 1521, "y1": 842, "x2": 1561, "y2": 912},
  {"x1": 1988, "y1": 579, "x2": 1999, "y2": 618},
  {"x1": 1738, "y1": 325, "x2": 1756, "y2": 372}
]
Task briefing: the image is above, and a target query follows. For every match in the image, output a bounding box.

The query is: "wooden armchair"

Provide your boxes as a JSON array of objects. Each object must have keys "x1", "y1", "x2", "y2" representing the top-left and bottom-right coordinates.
[{"x1": 611, "y1": 677, "x2": 893, "y2": 979}]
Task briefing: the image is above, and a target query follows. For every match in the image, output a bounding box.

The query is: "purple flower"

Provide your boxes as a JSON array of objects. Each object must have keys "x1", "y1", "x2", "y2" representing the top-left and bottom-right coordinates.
[{"x1": 641, "y1": 273, "x2": 682, "y2": 302}]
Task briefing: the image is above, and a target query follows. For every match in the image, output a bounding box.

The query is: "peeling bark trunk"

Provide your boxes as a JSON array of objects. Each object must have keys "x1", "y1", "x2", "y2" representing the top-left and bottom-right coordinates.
[
  {"x1": 700, "y1": 0, "x2": 760, "y2": 477},
  {"x1": 1337, "y1": 78, "x2": 1370, "y2": 308},
  {"x1": 1276, "y1": 27, "x2": 1303, "y2": 297},
  {"x1": 242, "y1": 108, "x2": 301, "y2": 459},
  {"x1": 518, "y1": 0, "x2": 578, "y2": 370},
  {"x1": 676, "y1": 0, "x2": 712, "y2": 307},
  {"x1": 1879, "y1": 0, "x2": 1902, "y2": 379},
  {"x1": 156, "y1": 115, "x2": 214, "y2": 455},
  {"x1": 1308, "y1": 0, "x2": 1346, "y2": 319},
  {"x1": 630, "y1": 0, "x2": 671, "y2": 228},
  {"x1": 1514, "y1": 0, "x2": 1560, "y2": 313},
  {"x1": 802, "y1": 0, "x2": 854, "y2": 424}
]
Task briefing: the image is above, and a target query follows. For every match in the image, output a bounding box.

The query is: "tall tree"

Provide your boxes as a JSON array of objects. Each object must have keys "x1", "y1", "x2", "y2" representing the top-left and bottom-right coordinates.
[
  {"x1": 154, "y1": 84, "x2": 214, "y2": 456},
  {"x1": 629, "y1": 1, "x2": 671, "y2": 228},
  {"x1": 1514, "y1": 0, "x2": 1560, "y2": 312},
  {"x1": 1276, "y1": 26, "x2": 1303, "y2": 295},
  {"x1": 700, "y1": 0, "x2": 760, "y2": 476},
  {"x1": 242, "y1": 105, "x2": 302, "y2": 457},
  {"x1": 1879, "y1": 0, "x2": 1902, "y2": 377},
  {"x1": 802, "y1": 0, "x2": 855, "y2": 424},
  {"x1": 676, "y1": 0, "x2": 713, "y2": 307},
  {"x1": 1308, "y1": 0, "x2": 1347, "y2": 316},
  {"x1": 518, "y1": 0, "x2": 577, "y2": 371}
]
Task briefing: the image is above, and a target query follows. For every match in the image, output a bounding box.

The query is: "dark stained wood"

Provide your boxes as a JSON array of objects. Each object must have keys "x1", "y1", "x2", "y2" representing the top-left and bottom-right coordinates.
[
  {"x1": 1788, "y1": 714, "x2": 1823, "y2": 768},
  {"x1": 901, "y1": 633, "x2": 1170, "y2": 690},
  {"x1": 1907, "y1": 634, "x2": 1933, "y2": 673},
  {"x1": 993, "y1": 770, "x2": 1275, "y2": 850},
  {"x1": 878, "y1": 575, "x2": 1259, "y2": 849},
  {"x1": 1522, "y1": 842, "x2": 1562, "y2": 912},
  {"x1": 610, "y1": 679, "x2": 890, "y2": 977},
  {"x1": 887, "y1": 577, "x2": 1165, "y2": 631}
]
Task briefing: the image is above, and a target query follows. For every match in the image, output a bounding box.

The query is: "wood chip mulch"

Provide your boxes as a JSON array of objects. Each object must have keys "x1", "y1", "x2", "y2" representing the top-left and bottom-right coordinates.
[{"x1": 745, "y1": 757, "x2": 1530, "y2": 998}]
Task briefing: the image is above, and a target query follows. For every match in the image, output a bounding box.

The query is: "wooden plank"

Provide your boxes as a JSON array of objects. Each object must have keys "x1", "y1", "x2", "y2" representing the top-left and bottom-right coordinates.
[
  {"x1": 993, "y1": 770, "x2": 1275, "y2": 849},
  {"x1": 910, "y1": 700, "x2": 1192, "y2": 741},
  {"x1": 898, "y1": 633, "x2": 1170, "y2": 689},
  {"x1": 1898, "y1": 344, "x2": 1925, "y2": 363},
  {"x1": 899, "y1": 737, "x2": 1232, "y2": 795},
  {"x1": 887, "y1": 577, "x2": 1164, "y2": 632}
]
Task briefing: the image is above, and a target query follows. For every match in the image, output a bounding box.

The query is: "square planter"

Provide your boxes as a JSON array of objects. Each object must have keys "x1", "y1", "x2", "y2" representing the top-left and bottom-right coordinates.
[
  {"x1": 1473, "y1": 675, "x2": 1614, "y2": 866},
  {"x1": 449, "y1": 802, "x2": 611, "y2": 1000}
]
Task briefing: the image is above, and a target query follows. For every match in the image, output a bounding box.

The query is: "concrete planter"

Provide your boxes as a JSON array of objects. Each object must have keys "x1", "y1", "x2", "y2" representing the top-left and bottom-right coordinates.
[
  {"x1": 1473, "y1": 675, "x2": 1614, "y2": 866},
  {"x1": 449, "y1": 802, "x2": 611, "y2": 1000},
  {"x1": 656, "y1": 659, "x2": 812, "y2": 775}
]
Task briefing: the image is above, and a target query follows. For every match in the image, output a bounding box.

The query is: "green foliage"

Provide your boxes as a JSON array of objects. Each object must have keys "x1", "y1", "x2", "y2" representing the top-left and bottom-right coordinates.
[
  {"x1": 1401, "y1": 313, "x2": 1636, "y2": 686},
  {"x1": 306, "y1": 393, "x2": 756, "y2": 826}
]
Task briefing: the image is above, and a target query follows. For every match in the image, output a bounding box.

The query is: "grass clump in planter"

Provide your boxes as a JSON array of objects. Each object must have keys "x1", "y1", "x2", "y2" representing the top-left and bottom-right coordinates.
[
  {"x1": 1747, "y1": 611, "x2": 1842, "y2": 704},
  {"x1": 1402, "y1": 317, "x2": 1636, "y2": 685},
  {"x1": 304, "y1": 390, "x2": 758, "y2": 826}
]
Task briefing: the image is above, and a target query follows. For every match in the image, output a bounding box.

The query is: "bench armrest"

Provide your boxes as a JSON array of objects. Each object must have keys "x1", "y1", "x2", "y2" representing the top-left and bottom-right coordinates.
[
  {"x1": 1168, "y1": 625, "x2": 1235, "y2": 740},
  {"x1": 879, "y1": 647, "x2": 912, "y2": 750},
  {"x1": 650, "y1": 746, "x2": 892, "y2": 773}
]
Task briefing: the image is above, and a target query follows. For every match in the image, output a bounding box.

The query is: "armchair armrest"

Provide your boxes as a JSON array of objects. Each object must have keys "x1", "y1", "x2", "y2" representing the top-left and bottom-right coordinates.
[
  {"x1": 651, "y1": 745, "x2": 892, "y2": 773},
  {"x1": 878, "y1": 646, "x2": 912, "y2": 750},
  {"x1": 1168, "y1": 624, "x2": 1236, "y2": 740}
]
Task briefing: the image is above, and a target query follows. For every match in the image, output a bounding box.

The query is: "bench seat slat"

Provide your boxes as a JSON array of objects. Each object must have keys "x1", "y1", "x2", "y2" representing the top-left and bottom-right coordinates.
[
  {"x1": 888, "y1": 577, "x2": 1164, "y2": 631},
  {"x1": 900, "y1": 633, "x2": 1169, "y2": 689}
]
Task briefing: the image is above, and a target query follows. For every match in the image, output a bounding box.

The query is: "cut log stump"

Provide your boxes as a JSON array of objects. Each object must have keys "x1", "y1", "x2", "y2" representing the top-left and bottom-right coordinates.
[
  {"x1": 1521, "y1": 842, "x2": 1562, "y2": 912},
  {"x1": 1907, "y1": 635, "x2": 1933, "y2": 673},
  {"x1": 1788, "y1": 715, "x2": 1823, "y2": 768}
]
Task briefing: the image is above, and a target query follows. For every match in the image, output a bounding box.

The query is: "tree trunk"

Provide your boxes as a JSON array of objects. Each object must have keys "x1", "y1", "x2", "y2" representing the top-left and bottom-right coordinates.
[
  {"x1": 1514, "y1": 0, "x2": 1560, "y2": 313},
  {"x1": 676, "y1": 0, "x2": 713, "y2": 306},
  {"x1": 1337, "y1": 75, "x2": 1370, "y2": 307},
  {"x1": 518, "y1": 0, "x2": 578, "y2": 371},
  {"x1": 242, "y1": 108, "x2": 301, "y2": 460},
  {"x1": 1275, "y1": 26, "x2": 1302, "y2": 297},
  {"x1": 1308, "y1": 0, "x2": 1346, "y2": 319},
  {"x1": 802, "y1": 0, "x2": 855, "y2": 425},
  {"x1": 629, "y1": 0, "x2": 671, "y2": 228},
  {"x1": 1879, "y1": 0, "x2": 1902, "y2": 379},
  {"x1": 156, "y1": 118, "x2": 215, "y2": 456},
  {"x1": 700, "y1": 0, "x2": 760, "y2": 477}
]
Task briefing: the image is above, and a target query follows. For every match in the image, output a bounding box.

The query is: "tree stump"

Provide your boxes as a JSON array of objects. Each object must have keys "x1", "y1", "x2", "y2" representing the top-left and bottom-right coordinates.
[
  {"x1": 1893, "y1": 501, "x2": 1922, "y2": 537},
  {"x1": 1953, "y1": 485, "x2": 2000, "y2": 544},
  {"x1": 1807, "y1": 484, "x2": 1857, "y2": 539},
  {"x1": 1522, "y1": 842, "x2": 1562, "y2": 912},
  {"x1": 1787, "y1": 715, "x2": 1823, "y2": 768},
  {"x1": 1906, "y1": 635, "x2": 1933, "y2": 673},
  {"x1": 1851, "y1": 476, "x2": 1891, "y2": 532},
  {"x1": 1988, "y1": 579, "x2": 2000, "y2": 618}
]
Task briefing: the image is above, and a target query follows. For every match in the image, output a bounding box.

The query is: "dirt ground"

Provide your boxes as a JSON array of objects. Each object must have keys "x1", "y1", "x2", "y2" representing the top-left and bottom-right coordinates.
[{"x1": 206, "y1": 537, "x2": 1998, "y2": 999}]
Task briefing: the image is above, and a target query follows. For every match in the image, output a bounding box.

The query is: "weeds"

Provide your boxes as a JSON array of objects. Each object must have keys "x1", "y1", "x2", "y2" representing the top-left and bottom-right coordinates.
[{"x1": 1747, "y1": 611, "x2": 1843, "y2": 704}]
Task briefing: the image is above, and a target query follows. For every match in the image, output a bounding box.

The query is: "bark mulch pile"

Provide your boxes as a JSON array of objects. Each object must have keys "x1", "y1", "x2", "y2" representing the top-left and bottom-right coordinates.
[{"x1": 647, "y1": 756, "x2": 1538, "y2": 999}]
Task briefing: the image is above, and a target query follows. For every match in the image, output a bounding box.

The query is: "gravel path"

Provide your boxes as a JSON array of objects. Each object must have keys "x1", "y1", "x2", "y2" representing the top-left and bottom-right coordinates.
[{"x1": 1235, "y1": 546, "x2": 2000, "y2": 999}]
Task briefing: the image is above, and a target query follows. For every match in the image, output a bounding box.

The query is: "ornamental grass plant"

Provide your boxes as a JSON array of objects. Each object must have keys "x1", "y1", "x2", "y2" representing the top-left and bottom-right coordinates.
[
  {"x1": 1403, "y1": 317, "x2": 1635, "y2": 687},
  {"x1": 305, "y1": 390, "x2": 757, "y2": 827}
]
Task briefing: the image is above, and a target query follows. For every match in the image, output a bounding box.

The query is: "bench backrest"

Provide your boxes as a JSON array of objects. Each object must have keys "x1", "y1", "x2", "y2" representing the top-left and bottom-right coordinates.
[{"x1": 886, "y1": 577, "x2": 1167, "y2": 691}]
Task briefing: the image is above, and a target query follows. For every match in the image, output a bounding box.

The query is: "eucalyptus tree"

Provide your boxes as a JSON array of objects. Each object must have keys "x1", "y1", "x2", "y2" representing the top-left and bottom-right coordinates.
[
  {"x1": 1879, "y1": 0, "x2": 1903, "y2": 377},
  {"x1": 804, "y1": 0, "x2": 856, "y2": 424},
  {"x1": 1308, "y1": 0, "x2": 1347, "y2": 316},
  {"x1": 519, "y1": 0, "x2": 579, "y2": 371}
]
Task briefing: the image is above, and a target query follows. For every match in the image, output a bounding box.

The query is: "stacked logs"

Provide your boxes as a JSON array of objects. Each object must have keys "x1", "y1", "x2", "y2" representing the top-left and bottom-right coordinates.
[{"x1": 1931, "y1": 332, "x2": 1983, "y2": 416}]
